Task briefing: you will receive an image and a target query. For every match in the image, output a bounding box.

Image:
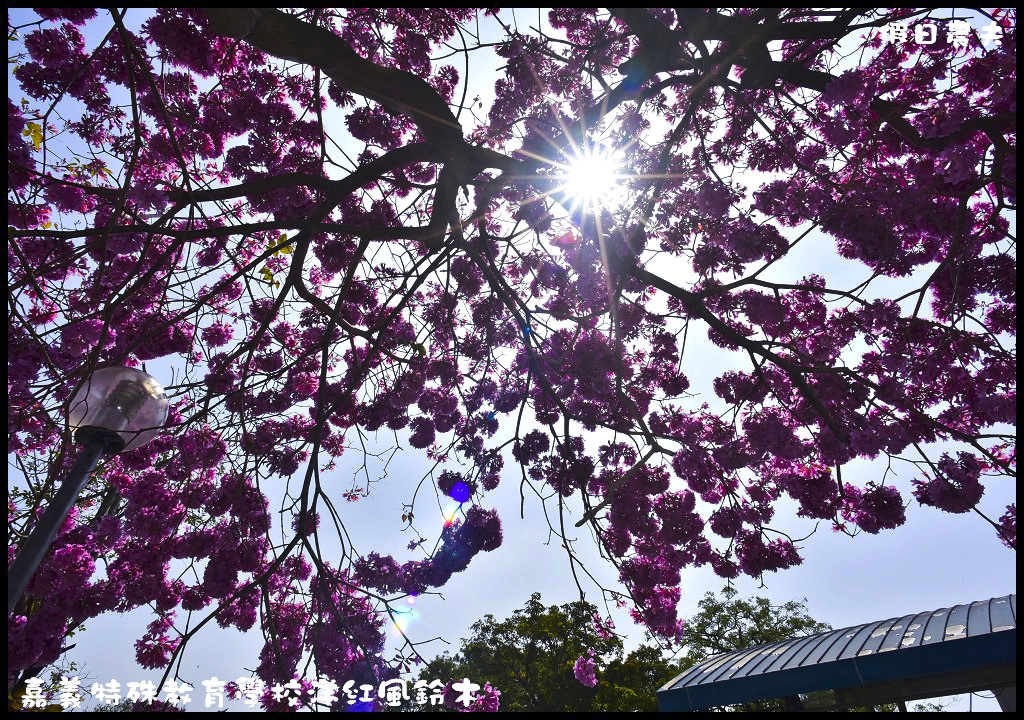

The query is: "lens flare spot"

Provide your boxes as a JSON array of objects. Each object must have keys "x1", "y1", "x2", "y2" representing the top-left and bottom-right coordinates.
[
  {"x1": 442, "y1": 503, "x2": 460, "y2": 527},
  {"x1": 392, "y1": 609, "x2": 416, "y2": 635},
  {"x1": 449, "y1": 481, "x2": 472, "y2": 503}
]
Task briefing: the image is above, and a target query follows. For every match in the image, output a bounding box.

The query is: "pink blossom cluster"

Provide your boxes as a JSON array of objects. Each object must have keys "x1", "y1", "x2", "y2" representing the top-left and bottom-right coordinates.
[
  {"x1": 912, "y1": 453, "x2": 985, "y2": 514},
  {"x1": 997, "y1": 505, "x2": 1016, "y2": 550},
  {"x1": 467, "y1": 683, "x2": 502, "y2": 713},
  {"x1": 573, "y1": 650, "x2": 598, "y2": 688},
  {"x1": 352, "y1": 505, "x2": 503, "y2": 596},
  {"x1": 592, "y1": 613, "x2": 615, "y2": 640}
]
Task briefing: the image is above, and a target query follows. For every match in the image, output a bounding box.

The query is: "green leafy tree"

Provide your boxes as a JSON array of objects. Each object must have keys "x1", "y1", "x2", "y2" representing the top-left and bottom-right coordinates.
[
  {"x1": 424, "y1": 593, "x2": 620, "y2": 711},
  {"x1": 410, "y1": 593, "x2": 686, "y2": 712},
  {"x1": 595, "y1": 644, "x2": 688, "y2": 712},
  {"x1": 684, "y1": 586, "x2": 832, "y2": 664}
]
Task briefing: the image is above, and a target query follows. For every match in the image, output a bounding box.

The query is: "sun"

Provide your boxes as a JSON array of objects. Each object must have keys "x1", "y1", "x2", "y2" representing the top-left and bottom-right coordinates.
[{"x1": 560, "y1": 145, "x2": 625, "y2": 211}]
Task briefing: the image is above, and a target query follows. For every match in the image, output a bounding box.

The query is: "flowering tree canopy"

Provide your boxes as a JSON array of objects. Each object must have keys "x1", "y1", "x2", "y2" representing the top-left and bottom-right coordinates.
[{"x1": 7, "y1": 7, "x2": 1016, "y2": 710}]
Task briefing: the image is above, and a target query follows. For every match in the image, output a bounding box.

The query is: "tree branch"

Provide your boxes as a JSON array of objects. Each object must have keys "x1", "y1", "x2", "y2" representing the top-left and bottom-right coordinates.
[{"x1": 202, "y1": 8, "x2": 465, "y2": 158}]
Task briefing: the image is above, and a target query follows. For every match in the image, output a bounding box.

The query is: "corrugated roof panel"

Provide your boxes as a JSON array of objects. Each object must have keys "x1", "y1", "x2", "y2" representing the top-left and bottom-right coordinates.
[
  {"x1": 679, "y1": 649, "x2": 738, "y2": 687},
  {"x1": 920, "y1": 607, "x2": 949, "y2": 645},
  {"x1": 790, "y1": 629, "x2": 836, "y2": 667},
  {"x1": 660, "y1": 594, "x2": 1016, "y2": 700},
  {"x1": 850, "y1": 617, "x2": 900, "y2": 658},
  {"x1": 718, "y1": 645, "x2": 772, "y2": 680},
  {"x1": 967, "y1": 598, "x2": 991, "y2": 636},
  {"x1": 943, "y1": 602, "x2": 970, "y2": 641},
  {"x1": 824, "y1": 620, "x2": 877, "y2": 662},
  {"x1": 735, "y1": 645, "x2": 785, "y2": 679},
  {"x1": 759, "y1": 640, "x2": 800, "y2": 673},
  {"x1": 800, "y1": 628, "x2": 855, "y2": 666},
  {"x1": 663, "y1": 664, "x2": 702, "y2": 691},
  {"x1": 702, "y1": 646, "x2": 761, "y2": 683},
  {"x1": 775, "y1": 635, "x2": 820, "y2": 670},
  {"x1": 698, "y1": 649, "x2": 743, "y2": 678},
  {"x1": 879, "y1": 614, "x2": 917, "y2": 653},
  {"x1": 990, "y1": 595, "x2": 1015, "y2": 632},
  {"x1": 896, "y1": 611, "x2": 930, "y2": 649}
]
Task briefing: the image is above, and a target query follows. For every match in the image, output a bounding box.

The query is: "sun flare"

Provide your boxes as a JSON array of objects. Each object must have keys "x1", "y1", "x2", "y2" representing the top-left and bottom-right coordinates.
[{"x1": 561, "y1": 146, "x2": 625, "y2": 209}]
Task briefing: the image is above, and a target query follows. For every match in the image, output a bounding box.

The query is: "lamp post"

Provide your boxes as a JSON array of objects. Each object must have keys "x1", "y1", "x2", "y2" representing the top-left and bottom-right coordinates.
[{"x1": 7, "y1": 366, "x2": 168, "y2": 616}]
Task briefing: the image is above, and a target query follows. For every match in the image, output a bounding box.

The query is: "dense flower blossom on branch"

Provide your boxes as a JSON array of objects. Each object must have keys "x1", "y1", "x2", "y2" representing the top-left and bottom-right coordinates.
[
  {"x1": 7, "y1": 7, "x2": 1015, "y2": 707},
  {"x1": 574, "y1": 650, "x2": 599, "y2": 688}
]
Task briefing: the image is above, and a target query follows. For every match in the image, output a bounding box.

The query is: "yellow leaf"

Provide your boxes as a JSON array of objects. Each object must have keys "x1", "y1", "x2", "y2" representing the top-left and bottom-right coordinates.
[
  {"x1": 42, "y1": 221, "x2": 51, "y2": 229},
  {"x1": 272, "y1": 234, "x2": 293, "y2": 256},
  {"x1": 22, "y1": 121, "x2": 42, "y2": 150}
]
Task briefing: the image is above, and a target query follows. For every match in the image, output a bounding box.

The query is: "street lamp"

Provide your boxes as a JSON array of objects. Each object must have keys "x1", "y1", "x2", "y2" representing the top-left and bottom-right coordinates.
[{"x1": 7, "y1": 366, "x2": 168, "y2": 616}]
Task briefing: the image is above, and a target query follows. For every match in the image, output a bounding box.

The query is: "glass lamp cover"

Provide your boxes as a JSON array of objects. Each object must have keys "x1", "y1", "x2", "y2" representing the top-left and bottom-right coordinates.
[{"x1": 68, "y1": 366, "x2": 169, "y2": 451}]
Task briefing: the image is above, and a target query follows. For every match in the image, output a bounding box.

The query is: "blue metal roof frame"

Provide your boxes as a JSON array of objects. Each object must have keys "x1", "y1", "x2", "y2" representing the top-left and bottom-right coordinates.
[{"x1": 658, "y1": 594, "x2": 1016, "y2": 712}]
